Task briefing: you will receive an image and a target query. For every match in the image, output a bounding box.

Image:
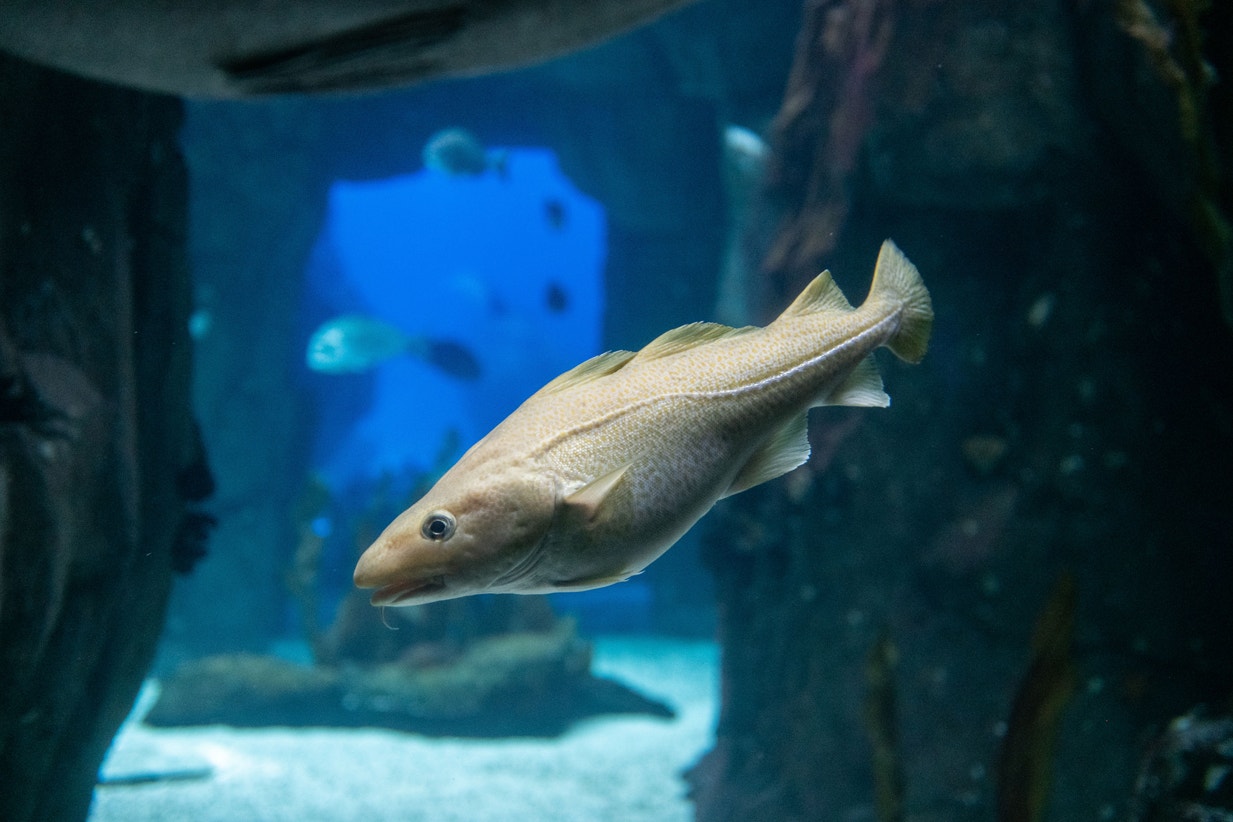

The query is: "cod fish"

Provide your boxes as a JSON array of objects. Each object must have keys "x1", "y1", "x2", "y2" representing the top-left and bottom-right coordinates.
[
  {"x1": 307, "y1": 315, "x2": 480, "y2": 379},
  {"x1": 354, "y1": 240, "x2": 933, "y2": 606},
  {"x1": 0, "y1": 0, "x2": 697, "y2": 97},
  {"x1": 423, "y1": 127, "x2": 507, "y2": 178}
]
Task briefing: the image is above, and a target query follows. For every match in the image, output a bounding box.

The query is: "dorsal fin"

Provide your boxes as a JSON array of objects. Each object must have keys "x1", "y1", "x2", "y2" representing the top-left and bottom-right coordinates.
[
  {"x1": 533, "y1": 350, "x2": 636, "y2": 397},
  {"x1": 777, "y1": 269, "x2": 854, "y2": 320},
  {"x1": 631, "y1": 321, "x2": 756, "y2": 364}
]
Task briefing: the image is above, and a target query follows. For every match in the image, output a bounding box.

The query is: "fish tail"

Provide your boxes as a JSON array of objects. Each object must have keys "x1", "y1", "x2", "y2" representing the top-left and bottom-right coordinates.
[{"x1": 867, "y1": 240, "x2": 933, "y2": 363}]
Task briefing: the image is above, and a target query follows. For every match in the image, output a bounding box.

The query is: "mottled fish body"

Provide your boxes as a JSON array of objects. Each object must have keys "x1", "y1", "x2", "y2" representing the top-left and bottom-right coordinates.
[
  {"x1": 0, "y1": 0, "x2": 698, "y2": 98},
  {"x1": 354, "y1": 240, "x2": 932, "y2": 606}
]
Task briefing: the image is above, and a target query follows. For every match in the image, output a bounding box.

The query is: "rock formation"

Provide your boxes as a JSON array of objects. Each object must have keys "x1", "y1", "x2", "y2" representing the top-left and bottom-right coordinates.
[{"x1": 0, "y1": 56, "x2": 203, "y2": 822}]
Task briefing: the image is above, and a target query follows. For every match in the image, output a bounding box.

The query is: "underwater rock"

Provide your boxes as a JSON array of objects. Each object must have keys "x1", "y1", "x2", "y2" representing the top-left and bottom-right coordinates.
[
  {"x1": 1128, "y1": 710, "x2": 1233, "y2": 822},
  {"x1": 692, "y1": 3, "x2": 1233, "y2": 821},
  {"x1": 144, "y1": 655, "x2": 345, "y2": 728},
  {"x1": 145, "y1": 621, "x2": 673, "y2": 737},
  {"x1": 0, "y1": 0, "x2": 700, "y2": 97},
  {"x1": 0, "y1": 54, "x2": 197, "y2": 822},
  {"x1": 868, "y1": 0, "x2": 1083, "y2": 211}
]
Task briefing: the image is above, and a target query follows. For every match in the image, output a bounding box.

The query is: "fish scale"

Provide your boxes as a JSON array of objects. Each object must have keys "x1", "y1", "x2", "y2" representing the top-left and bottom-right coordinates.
[{"x1": 354, "y1": 239, "x2": 933, "y2": 606}]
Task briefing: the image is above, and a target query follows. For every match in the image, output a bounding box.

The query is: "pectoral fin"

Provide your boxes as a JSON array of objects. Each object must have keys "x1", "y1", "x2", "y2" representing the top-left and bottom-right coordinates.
[
  {"x1": 551, "y1": 571, "x2": 634, "y2": 592},
  {"x1": 562, "y1": 464, "x2": 631, "y2": 523},
  {"x1": 725, "y1": 412, "x2": 811, "y2": 497}
]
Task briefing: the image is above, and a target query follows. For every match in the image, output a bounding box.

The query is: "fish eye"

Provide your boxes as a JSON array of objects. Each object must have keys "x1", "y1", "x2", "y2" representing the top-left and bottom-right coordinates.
[{"x1": 421, "y1": 511, "x2": 456, "y2": 541}]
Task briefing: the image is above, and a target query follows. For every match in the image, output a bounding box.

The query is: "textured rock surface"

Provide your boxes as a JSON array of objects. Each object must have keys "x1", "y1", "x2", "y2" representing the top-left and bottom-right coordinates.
[
  {"x1": 0, "y1": 56, "x2": 198, "y2": 822},
  {"x1": 145, "y1": 621, "x2": 673, "y2": 737},
  {"x1": 688, "y1": 0, "x2": 1233, "y2": 819}
]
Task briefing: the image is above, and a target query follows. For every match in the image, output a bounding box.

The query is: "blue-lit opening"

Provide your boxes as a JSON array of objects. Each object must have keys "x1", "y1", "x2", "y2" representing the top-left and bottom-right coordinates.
[
  {"x1": 299, "y1": 147, "x2": 656, "y2": 631},
  {"x1": 302, "y1": 147, "x2": 606, "y2": 491}
]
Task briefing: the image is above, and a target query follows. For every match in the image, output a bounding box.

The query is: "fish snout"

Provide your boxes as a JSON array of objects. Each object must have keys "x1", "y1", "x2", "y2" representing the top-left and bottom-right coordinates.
[
  {"x1": 352, "y1": 548, "x2": 383, "y2": 590},
  {"x1": 353, "y1": 538, "x2": 452, "y2": 606}
]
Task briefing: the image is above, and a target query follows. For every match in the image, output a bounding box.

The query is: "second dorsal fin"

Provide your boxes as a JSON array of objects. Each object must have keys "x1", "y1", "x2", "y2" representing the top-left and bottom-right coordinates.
[{"x1": 632, "y1": 321, "x2": 756, "y2": 364}]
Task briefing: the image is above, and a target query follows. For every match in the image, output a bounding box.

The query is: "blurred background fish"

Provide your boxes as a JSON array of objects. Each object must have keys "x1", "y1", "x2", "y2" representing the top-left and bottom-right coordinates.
[
  {"x1": 422, "y1": 127, "x2": 507, "y2": 178},
  {"x1": 544, "y1": 281, "x2": 569, "y2": 313},
  {"x1": 543, "y1": 197, "x2": 568, "y2": 230},
  {"x1": 714, "y1": 123, "x2": 771, "y2": 326},
  {"x1": 306, "y1": 314, "x2": 480, "y2": 379}
]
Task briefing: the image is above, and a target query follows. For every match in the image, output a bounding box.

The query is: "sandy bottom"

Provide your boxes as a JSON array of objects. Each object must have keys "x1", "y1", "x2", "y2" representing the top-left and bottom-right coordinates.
[{"x1": 90, "y1": 637, "x2": 718, "y2": 822}]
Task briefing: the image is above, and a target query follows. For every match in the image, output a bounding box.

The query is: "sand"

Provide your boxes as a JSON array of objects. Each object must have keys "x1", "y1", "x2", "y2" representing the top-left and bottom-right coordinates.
[{"x1": 90, "y1": 637, "x2": 717, "y2": 822}]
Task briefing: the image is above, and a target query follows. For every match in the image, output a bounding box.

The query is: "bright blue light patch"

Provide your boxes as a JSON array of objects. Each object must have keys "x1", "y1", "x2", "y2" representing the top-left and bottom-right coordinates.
[
  {"x1": 309, "y1": 516, "x2": 333, "y2": 539},
  {"x1": 305, "y1": 148, "x2": 606, "y2": 490}
]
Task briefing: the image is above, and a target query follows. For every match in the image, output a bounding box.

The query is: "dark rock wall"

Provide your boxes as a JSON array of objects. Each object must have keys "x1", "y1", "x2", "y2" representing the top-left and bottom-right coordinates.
[
  {"x1": 690, "y1": 0, "x2": 1233, "y2": 819},
  {"x1": 0, "y1": 57, "x2": 195, "y2": 822}
]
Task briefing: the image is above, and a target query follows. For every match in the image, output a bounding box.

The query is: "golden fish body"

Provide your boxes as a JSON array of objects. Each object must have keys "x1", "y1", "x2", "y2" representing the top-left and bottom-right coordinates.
[{"x1": 354, "y1": 240, "x2": 933, "y2": 606}]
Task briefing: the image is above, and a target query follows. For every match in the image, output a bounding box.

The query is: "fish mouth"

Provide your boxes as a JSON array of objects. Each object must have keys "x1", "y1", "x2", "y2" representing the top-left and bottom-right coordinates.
[{"x1": 369, "y1": 575, "x2": 447, "y2": 606}]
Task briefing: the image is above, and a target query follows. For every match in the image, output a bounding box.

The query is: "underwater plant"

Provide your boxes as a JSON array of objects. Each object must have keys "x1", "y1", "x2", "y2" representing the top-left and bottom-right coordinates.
[
  {"x1": 996, "y1": 574, "x2": 1078, "y2": 822},
  {"x1": 1116, "y1": 0, "x2": 1232, "y2": 329},
  {"x1": 865, "y1": 630, "x2": 905, "y2": 822}
]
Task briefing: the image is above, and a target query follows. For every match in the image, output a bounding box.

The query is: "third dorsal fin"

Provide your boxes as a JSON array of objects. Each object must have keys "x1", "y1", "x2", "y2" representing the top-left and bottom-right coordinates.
[{"x1": 777, "y1": 269, "x2": 854, "y2": 320}]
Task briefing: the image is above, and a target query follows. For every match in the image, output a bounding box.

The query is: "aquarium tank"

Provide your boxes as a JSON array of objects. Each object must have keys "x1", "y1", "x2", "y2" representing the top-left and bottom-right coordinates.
[{"x1": 1, "y1": 1, "x2": 1231, "y2": 821}]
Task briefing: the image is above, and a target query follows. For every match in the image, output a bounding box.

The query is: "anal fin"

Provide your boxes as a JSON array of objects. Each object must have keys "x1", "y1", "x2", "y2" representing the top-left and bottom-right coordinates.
[
  {"x1": 725, "y1": 412, "x2": 811, "y2": 497},
  {"x1": 551, "y1": 570, "x2": 635, "y2": 592},
  {"x1": 815, "y1": 355, "x2": 889, "y2": 408}
]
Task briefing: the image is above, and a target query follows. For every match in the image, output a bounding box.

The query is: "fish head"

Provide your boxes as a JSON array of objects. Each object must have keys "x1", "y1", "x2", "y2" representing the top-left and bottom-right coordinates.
[
  {"x1": 306, "y1": 324, "x2": 349, "y2": 372},
  {"x1": 353, "y1": 464, "x2": 555, "y2": 606}
]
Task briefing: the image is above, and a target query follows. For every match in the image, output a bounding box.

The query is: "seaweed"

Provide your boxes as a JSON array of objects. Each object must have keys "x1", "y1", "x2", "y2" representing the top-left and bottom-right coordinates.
[
  {"x1": 865, "y1": 629, "x2": 905, "y2": 822},
  {"x1": 1116, "y1": 0, "x2": 1233, "y2": 329},
  {"x1": 996, "y1": 573, "x2": 1078, "y2": 822},
  {"x1": 286, "y1": 475, "x2": 333, "y2": 662}
]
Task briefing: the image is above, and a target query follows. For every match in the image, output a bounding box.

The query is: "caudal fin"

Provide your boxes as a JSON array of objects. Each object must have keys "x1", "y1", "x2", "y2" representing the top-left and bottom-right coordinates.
[{"x1": 867, "y1": 240, "x2": 933, "y2": 363}]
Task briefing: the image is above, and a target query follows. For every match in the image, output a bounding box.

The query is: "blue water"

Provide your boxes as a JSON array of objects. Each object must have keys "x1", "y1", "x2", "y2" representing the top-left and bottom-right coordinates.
[{"x1": 303, "y1": 147, "x2": 606, "y2": 492}]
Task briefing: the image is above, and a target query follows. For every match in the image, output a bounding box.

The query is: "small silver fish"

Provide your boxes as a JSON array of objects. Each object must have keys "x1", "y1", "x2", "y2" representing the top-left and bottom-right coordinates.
[
  {"x1": 0, "y1": 0, "x2": 698, "y2": 98},
  {"x1": 422, "y1": 127, "x2": 506, "y2": 177},
  {"x1": 307, "y1": 315, "x2": 480, "y2": 379},
  {"x1": 353, "y1": 240, "x2": 933, "y2": 606}
]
